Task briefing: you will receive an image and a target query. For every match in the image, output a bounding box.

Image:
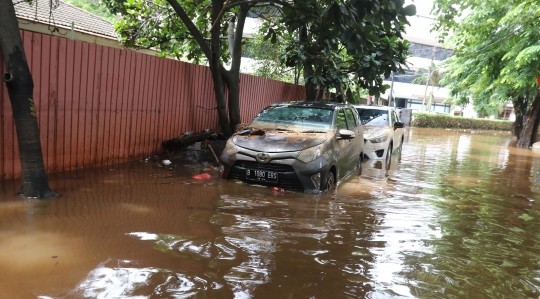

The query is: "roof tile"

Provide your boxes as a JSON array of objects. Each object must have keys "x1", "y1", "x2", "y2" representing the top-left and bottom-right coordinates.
[{"x1": 14, "y1": 0, "x2": 117, "y2": 39}]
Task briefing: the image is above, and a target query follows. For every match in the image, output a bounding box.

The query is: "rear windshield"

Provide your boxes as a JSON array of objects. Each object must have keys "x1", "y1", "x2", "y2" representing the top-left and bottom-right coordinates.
[
  {"x1": 356, "y1": 108, "x2": 389, "y2": 126},
  {"x1": 250, "y1": 106, "x2": 334, "y2": 132}
]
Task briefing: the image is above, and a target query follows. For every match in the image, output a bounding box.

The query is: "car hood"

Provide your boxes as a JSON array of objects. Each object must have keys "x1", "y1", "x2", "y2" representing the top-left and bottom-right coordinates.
[
  {"x1": 233, "y1": 132, "x2": 329, "y2": 152},
  {"x1": 363, "y1": 125, "x2": 391, "y2": 138}
]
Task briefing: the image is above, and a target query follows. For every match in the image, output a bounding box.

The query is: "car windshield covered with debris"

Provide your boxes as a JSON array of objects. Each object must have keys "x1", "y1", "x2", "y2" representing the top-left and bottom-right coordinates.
[
  {"x1": 248, "y1": 105, "x2": 334, "y2": 133},
  {"x1": 219, "y1": 101, "x2": 364, "y2": 193}
]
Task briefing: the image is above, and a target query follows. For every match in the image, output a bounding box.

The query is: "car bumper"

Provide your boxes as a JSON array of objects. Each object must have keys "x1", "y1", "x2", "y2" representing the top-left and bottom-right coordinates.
[
  {"x1": 220, "y1": 151, "x2": 331, "y2": 193},
  {"x1": 363, "y1": 140, "x2": 389, "y2": 160}
]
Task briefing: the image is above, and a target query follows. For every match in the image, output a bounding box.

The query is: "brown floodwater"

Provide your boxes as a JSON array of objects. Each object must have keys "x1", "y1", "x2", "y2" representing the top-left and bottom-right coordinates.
[{"x1": 1, "y1": 128, "x2": 540, "y2": 299}]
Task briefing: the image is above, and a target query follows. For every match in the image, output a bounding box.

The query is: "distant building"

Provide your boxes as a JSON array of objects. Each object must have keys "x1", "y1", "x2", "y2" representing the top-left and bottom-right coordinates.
[
  {"x1": 377, "y1": 1, "x2": 514, "y2": 120},
  {"x1": 377, "y1": 12, "x2": 454, "y2": 114}
]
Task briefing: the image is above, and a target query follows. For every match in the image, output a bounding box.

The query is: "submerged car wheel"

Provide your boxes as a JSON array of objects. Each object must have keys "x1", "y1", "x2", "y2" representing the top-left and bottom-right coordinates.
[{"x1": 325, "y1": 171, "x2": 335, "y2": 191}]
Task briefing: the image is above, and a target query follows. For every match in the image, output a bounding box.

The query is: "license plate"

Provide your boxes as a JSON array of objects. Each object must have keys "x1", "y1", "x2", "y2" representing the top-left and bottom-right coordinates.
[{"x1": 246, "y1": 168, "x2": 278, "y2": 183}]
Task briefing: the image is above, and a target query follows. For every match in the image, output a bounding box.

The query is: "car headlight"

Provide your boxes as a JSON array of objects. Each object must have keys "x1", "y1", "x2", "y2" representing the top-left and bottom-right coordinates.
[
  {"x1": 297, "y1": 145, "x2": 321, "y2": 163},
  {"x1": 368, "y1": 132, "x2": 390, "y2": 143},
  {"x1": 224, "y1": 138, "x2": 238, "y2": 155}
]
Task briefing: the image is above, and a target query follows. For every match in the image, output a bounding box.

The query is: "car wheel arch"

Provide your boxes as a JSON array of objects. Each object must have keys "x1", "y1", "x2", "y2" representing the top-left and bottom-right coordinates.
[{"x1": 324, "y1": 167, "x2": 336, "y2": 191}]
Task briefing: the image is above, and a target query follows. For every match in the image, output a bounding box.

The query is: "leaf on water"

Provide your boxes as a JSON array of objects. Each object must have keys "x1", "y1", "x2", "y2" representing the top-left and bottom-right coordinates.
[{"x1": 518, "y1": 213, "x2": 534, "y2": 222}]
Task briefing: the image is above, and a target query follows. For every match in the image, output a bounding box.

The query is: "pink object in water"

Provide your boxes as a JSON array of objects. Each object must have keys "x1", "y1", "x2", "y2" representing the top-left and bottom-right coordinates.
[
  {"x1": 192, "y1": 173, "x2": 211, "y2": 180},
  {"x1": 272, "y1": 186, "x2": 286, "y2": 193}
]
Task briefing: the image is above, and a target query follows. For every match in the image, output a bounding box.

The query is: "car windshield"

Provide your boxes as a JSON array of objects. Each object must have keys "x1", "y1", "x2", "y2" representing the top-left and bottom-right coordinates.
[
  {"x1": 357, "y1": 108, "x2": 389, "y2": 126},
  {"x1": 250, "y1": 106, "x2": 333, "y2": 132}
]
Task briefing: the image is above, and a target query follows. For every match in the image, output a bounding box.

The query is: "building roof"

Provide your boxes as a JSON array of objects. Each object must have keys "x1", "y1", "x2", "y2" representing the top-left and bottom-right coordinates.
[{"x1": 14, "y1": 0, "x2": 117, "y2": 40}]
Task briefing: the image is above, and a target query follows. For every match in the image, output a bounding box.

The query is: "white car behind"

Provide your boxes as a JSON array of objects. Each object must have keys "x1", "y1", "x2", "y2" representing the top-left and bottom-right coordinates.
[{"x1": 353, "y1": 105, "x2": 404, "y2": 160}]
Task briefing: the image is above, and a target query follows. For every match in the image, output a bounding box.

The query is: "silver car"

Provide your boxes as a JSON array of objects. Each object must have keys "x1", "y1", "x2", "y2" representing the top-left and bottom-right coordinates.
[
  {"x1": 353, "y1": 105, "x2": 404, "y2": 160},
  {"x1": 219, "y1": 101, "x2": 364, "y2": 193}
]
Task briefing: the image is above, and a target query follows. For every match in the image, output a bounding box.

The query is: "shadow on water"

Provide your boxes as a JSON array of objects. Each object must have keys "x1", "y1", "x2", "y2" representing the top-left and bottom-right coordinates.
[{"x1": 1, "y1": 128, "x2": 540, "y2": 298}]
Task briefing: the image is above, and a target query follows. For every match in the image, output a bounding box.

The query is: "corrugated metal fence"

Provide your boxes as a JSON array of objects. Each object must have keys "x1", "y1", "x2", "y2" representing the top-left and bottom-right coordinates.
[{"x1": 0, "y1": 30, "x2": 306, "y2": 179}]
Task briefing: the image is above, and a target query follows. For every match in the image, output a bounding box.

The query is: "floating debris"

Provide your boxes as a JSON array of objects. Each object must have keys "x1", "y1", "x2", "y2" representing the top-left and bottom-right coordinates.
[{"x1": 192, "y1": 173, "x2": 211, "y2": 180}]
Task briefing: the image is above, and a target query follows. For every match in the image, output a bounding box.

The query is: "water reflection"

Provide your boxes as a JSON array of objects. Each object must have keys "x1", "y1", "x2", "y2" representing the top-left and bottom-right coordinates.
[{"x1": 1, "y1": 128, "x2": 540, "y2": 298}]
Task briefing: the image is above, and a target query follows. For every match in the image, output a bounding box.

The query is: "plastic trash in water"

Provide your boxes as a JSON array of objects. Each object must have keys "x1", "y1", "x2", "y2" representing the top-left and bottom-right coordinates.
[
  {"x1": 162, "y1": 159, "x2": 172, "y2": 166},
  {"x1": 192, "y1": 173, "x2": 211, "y2": 180},
  {"x1": 272, "y1": 186, "x2": 286, "y2": 193}
]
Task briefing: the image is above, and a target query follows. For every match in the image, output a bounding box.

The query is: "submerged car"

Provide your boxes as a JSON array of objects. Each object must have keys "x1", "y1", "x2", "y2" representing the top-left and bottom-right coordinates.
[
  {"x1": 219, "y1": 101, "x2": 364, "y2": 193},
  {"x1": 353, "y1": 105, "x2": 404, "y2": 160}
]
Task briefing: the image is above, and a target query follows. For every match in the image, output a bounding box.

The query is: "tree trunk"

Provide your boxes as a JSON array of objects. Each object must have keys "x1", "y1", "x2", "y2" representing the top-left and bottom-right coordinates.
[
  {"x1": 167, "y1": 0, "x2": 235, "y2": 136},
  {"x1": 511, "y1": 96, "x2": 525, "y2": 138},
  {"x1": 209, "y1": 0, "x2": 232, "y2": 137},
  {"x1": 0, "y1": 0, "x2": 57, "y2": 197},
  {"x1": 346, "y1": 88, "x2": 353, "y2": 103},
  {"x1": 223, "y1": 3, "x2": 248, "y2": 135},
  {"x1": 516, "y1": 89, "x2": 540, "y2": 148},
  {"x1": 300, "y1": 26, "x2": 316, "y2": 101},
  {"x1": 227, "y1": 77, "x2": 241, "y2": 133}
]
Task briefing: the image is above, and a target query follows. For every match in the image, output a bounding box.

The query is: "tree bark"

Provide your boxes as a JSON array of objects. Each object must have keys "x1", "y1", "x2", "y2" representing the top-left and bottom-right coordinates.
[
  {"x1": 224, "y1": 3, "x2": 249, "y2": 134},
  {"x1": 209, "y1": 0, "x2": 232, "y2": 137},
  {"x1": 300, "y1": 26, "x2": 316, "y2": 101},
  {"x1": 511, "y1": 96, "x2": 525, "y2": 138},
  {"x1": 0, "y1": 0, "x2": 57, "y2": 197},
  {"x1": 516, "y1": 89, "x2": 540, "y2": 148}
]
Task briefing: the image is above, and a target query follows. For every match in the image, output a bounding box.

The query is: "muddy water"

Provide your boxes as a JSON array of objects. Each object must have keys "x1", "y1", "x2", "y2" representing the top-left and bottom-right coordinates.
[{"x1": 1, "y1": 128, "x2": 540, "y2": 299}]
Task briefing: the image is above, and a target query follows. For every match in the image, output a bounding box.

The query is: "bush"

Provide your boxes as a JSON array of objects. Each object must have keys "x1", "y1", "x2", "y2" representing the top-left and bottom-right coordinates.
[{"x1": 411, "y1": 112, "x2": 513, "y2": 131}]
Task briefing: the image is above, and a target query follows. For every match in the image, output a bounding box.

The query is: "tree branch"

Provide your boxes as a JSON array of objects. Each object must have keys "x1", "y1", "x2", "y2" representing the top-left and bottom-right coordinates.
[{"x1": 165, "y1": 0, "x2": 212, "y2": 60}]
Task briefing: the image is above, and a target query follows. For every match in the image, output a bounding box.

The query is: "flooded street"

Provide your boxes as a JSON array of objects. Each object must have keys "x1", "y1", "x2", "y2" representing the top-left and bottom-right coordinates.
[{"x1": 2, "y1": 128, "x2": 540, "y2": 299}]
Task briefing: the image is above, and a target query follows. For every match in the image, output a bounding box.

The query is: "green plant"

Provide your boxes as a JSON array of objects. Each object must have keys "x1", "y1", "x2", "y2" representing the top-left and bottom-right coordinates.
[{"x1": 411, "y1": 112, "x2": 512, "y2": 131}]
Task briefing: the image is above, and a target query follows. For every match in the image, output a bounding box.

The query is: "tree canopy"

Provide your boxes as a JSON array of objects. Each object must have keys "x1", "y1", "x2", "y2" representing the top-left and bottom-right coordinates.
[
  {"x1": 432, "y1": 0, "x2": 540, "y2": 115},
  {"x1": 270, "y1": 0, "x2": 416, "y2": 100},
  {"x1": 102, "y1": 0, "x2": 416, "y2": 134}
]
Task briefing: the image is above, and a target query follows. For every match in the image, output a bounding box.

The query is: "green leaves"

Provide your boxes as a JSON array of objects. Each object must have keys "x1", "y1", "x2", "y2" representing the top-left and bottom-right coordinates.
[
  {"x1": 433, "y1": 0, "x2": 540, "y2": 113},
  {"x1": 271, "y1": 0, "x2": 415, "y2": 97}
]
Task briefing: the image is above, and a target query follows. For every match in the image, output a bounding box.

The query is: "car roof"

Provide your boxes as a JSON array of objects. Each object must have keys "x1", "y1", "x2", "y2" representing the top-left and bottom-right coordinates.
[
  {"x1": 352, "y1": 104, "x2": 395, "y2": 111},
  {"x1": 269, "y1": 101, "x2": 354, "y2": 109}
]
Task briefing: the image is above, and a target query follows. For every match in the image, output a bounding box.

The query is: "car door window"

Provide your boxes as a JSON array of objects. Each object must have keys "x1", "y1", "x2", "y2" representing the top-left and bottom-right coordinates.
[
  {"x1": 344, "y1": 108, "x2": 357, "y2": 129},
  {"x1": 336, "y1": 109, "x2": 347, "y2": 130}
]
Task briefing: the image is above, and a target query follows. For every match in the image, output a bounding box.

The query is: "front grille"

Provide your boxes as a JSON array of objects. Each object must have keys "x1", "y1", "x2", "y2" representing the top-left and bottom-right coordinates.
[{"x1": 229, "y1": 161, "x2": 304, "y2": 192}]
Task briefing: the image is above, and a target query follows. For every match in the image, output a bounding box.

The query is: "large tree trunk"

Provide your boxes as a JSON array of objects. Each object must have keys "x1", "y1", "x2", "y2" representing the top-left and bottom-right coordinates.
[
  {"x1": 0, "y1": 0, "x2": 56, "y2": 197},
  {"x1": 516, "y1": 89, "x2": 540, "y2": 148},
  {"x1": 511, "y1": 96, "x2": 525, "y2": 138},
  {"x1": 227, "y1": 78, "x2": 241, "y2": 133},
  {"x1": 209, "y1": 0, "x2": 232, "y2": 137},
  {"x1": 300, "y1": 26, "x2": 316, "y2": 101},
  {"x1": 224, "y1": 3, "x2": 248, "y2": 134}
]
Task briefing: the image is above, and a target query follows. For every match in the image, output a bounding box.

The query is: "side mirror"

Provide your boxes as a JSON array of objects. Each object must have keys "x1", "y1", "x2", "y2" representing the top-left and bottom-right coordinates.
[
  {"x1": 338, "y1": 129, "x2": 356, "y2": 139},
  {"x1": 394, "y1": 122, "x2": 404, "y2": 129}
]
